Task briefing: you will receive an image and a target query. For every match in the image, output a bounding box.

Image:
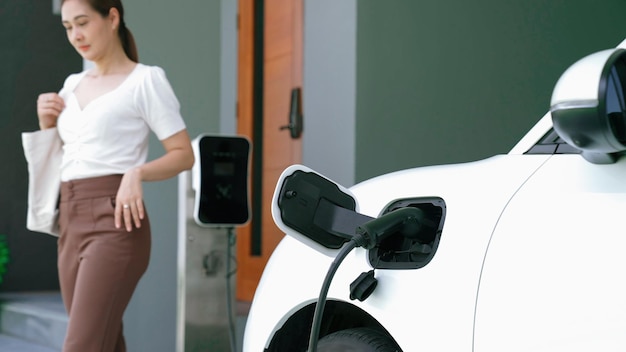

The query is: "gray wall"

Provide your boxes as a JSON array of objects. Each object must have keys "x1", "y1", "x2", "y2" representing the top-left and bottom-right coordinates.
[
  {"x1": 303, "y1": 0, "x2": 357, "y2": 187},
  {"x1": 121, "y1": 1, "x2": 224, "y2": 351},
  {"x1": 220, "y1": 0, "x2": 238, "y2": 136},
  {"x1": 355, "y1": 0, "x2": 626, "y2": 182}
]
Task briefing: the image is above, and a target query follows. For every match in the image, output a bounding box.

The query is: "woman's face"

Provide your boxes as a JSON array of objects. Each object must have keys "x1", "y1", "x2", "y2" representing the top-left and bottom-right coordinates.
[{"x1": 61, "y1": 0, "x2": 118, "y2": 62}]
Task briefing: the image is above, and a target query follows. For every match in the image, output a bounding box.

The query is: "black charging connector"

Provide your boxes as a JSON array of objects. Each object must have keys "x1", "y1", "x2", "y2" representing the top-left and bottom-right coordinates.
[{"x1": 353, "y1": 207, "x2": 425, "y2": 249}]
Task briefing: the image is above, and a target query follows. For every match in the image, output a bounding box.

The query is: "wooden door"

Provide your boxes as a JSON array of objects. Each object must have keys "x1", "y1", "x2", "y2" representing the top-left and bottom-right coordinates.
[{"x1": 236, "y1": 0, "x2": 303, "y2": 302}]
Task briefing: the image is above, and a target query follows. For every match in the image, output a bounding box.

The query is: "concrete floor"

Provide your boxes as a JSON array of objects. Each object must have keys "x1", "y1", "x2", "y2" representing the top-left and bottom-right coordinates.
[{"x1": 0, "y1": 293, "x2": 250, "y2": 352}]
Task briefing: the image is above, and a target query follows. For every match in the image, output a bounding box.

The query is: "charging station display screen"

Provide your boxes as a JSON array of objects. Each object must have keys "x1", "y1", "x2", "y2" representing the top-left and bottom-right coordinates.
[
  {"x1": 195, "y1": 135, "x2": 250, "y2": 226},
  {"x1": 214, "y1": 162, "x2": 235, "y2": 176}
]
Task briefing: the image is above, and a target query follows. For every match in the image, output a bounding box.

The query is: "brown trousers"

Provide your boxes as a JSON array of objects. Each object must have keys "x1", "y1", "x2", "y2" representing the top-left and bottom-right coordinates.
[{"x1": 58, "y1": 175, "x2": 151, "y2": 352}]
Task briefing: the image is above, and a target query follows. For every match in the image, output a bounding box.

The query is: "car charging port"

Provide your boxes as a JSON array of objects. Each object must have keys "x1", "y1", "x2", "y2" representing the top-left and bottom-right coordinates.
[{"x1": 369, "y1": 197, "x2": 446, "y2": 270}]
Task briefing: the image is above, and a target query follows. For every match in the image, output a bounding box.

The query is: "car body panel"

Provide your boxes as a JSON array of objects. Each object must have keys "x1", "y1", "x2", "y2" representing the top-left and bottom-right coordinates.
[
  {"x1": 244, "y1": 152, "x2": 551, "y2": 351},
  {"x1": 475, "y1": 154, "x2": 626, "y2": 351}
]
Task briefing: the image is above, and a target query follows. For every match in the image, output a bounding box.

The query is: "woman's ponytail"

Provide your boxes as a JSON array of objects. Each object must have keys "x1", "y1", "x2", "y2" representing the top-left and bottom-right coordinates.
[{"x1": 119, "y1": 21, "x2": 138, "y2": 62}]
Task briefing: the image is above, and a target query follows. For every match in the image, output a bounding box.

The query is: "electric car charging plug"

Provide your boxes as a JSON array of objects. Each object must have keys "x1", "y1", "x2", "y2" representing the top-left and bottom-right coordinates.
[
  {"x1": 306, "y1": 207, "x2": 425, "y2": 352},
  {"x1": 353, "y1": 207, "x2": 425, "y2": 249}
]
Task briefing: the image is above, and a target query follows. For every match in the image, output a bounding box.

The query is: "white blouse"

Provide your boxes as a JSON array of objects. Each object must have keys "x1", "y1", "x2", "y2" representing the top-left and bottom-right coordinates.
[{"x1": 57, "y1": 64, "x2": 186, "y2": 182}]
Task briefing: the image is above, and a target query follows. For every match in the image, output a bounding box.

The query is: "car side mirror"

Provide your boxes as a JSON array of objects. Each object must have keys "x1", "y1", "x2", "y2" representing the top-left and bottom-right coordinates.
[{"x1": 550, "y1": 48, "x2": 626, "y2": 164}]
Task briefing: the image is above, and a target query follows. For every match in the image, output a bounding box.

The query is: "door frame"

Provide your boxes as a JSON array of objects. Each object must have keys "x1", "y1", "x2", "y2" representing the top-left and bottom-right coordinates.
[{"x1": 236, "y1": 0, "x2": 303, "y2": 301}]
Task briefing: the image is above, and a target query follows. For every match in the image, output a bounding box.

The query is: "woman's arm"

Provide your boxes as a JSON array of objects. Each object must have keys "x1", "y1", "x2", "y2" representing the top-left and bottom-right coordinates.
[
  {"x1": 115, "y1": 129, "x2": 195, "y2": 231},
  {"x1": 135, "y1": 129, "x2": 195, "y2": 181}
]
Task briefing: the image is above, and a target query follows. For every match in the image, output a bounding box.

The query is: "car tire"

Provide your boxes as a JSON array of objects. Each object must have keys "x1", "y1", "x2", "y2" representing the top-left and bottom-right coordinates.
[{"x1": 316, "y1": 327, "x2": 402, "y2": 352}]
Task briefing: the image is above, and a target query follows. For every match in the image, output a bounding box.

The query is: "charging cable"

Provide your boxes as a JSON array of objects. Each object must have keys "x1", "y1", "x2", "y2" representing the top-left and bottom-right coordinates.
[{"x1": 306, "y1": 207, "x2": 424, "y2": 351}]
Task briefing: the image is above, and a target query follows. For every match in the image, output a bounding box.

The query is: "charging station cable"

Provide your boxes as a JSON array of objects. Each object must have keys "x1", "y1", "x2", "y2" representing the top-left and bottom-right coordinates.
[{"x1": 306, "y1": 207, "x2": 424, "y2": 352}]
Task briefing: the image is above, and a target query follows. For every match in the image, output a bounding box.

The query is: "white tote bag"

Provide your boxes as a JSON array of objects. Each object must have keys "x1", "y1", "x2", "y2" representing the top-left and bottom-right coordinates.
[{"x1": 22, "y1": 128, "x2": 62, "y2": 236}]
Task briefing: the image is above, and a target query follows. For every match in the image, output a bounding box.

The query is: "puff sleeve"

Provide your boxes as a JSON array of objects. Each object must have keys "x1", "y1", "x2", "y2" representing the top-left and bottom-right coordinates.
[{"x1": 136, "y1": 66, "x2": 187, "y2": 140}]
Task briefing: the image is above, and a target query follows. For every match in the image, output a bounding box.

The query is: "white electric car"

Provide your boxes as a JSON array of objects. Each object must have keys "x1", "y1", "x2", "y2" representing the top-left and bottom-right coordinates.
[{"x1": 243, "y1": 40, "x2": 626, "y2": 351}]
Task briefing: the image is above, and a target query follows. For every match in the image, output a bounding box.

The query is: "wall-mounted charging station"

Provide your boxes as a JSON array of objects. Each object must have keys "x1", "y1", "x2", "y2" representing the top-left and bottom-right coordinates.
[
  {"x1": 177, "y1": 134, "x2": 251, "y2": 352},
  {"x1": 192, "y1": 134, "x2": 251, "y2": 227}
]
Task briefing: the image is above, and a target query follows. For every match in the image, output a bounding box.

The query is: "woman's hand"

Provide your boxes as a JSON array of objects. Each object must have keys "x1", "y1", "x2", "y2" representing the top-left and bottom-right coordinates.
[
  {"x1": 115, "y1": 168, "x2": 145, "y2": 232},
  {"x1": 112, "y1": 130, "x2": 194, "y2": 232},
  {"x1": 37, "y1": 93, "x2": 65, "y2": 130}
]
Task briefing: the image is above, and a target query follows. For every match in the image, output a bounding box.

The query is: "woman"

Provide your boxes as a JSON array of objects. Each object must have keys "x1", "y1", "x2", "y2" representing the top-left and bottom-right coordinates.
[{"x1": 36, "y1": 0, "x2": 194, "y2": 351}]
